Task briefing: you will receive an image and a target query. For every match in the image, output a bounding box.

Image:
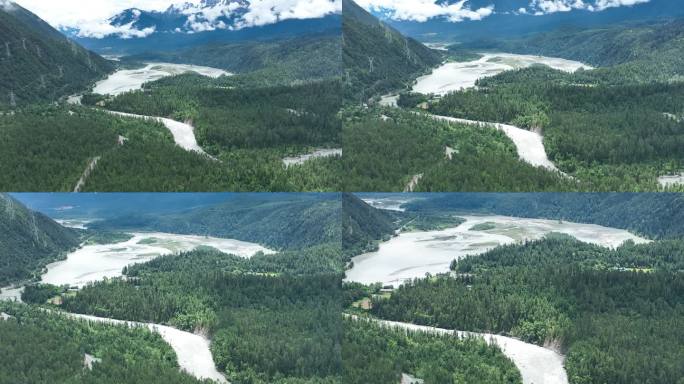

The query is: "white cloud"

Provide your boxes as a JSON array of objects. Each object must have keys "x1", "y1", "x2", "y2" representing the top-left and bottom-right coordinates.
[
  {"x1": 13, "y1": 0, "x2": 202, "y2": 28},
  {"x1": 181, "y1": 0, "x2": 341, "y2": 32},
  {"x1": 13, "y1": 0, "x2": 340, "y2": 36},
  {"x1": 0, "y1": 0, "x2": 16, "y2": 11},
  {"x1": 529, "y1": 0, "x2": 650, "y2": 14},
  {"x1": 355, "y1": 0, "x2": 494, "y2": 22},
  {"x1": 71, "y1": 3, "x2": 161, "y2": 39},
  {"x1": 181, "y1": 1, "x2": 243, "y2": 32},
  {"x1": 236, "y1": 0, "x2": 341, "y2": 29},
  {"x1": 593, "y1": 0, "x2": 650, "y2": 10},
  {"x1": 76, "y1": 21, "x2": 157, "y2": 39}
]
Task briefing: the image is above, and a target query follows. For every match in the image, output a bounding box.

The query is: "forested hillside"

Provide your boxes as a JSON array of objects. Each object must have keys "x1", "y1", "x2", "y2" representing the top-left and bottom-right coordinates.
[
  {"x1": 0, "y1": 93, "x2": 341, "y2": 192},
  {"x1": 0, "y1": 1, "x2": 341, "y2": 192},
  {"x1": 0, "y1": 106, "x2": 193, "y2": 191},
  {"x1": 343, "y1": 319, "x2": 521, "y2": 384},
  {"x1": 404, "y1": 193, "x2": 684, "y2": 239},
  {"x1": 370, "y1": 237, "x2": 684, "y2": 384},
  {"x1": 341, "y1": 193, "x2": 466, "y2": 257},
  {"x1": 0, "y1": 2, "x2": 113, "y2": 108},
  {"x1": 128, "y1": 34, "x2": 341, "y2": 86},
  {"x1": 343, "y1": 108, "x2": 572, "y2": 191},
  {"x1": 90, "y1": 194, "x2": 341, "y2": 251},
  {"x1": 469, "y1": 18, "x2": 684, "y2": 83},
  {"x1": 342, "y1": 0, "x2": 441, "y2": 103},
  {"x1": 0, "y1": 302, "x2": 209, "y2": 384},
  {"x1": 363, "y1": 17, "x2": 684, "y2": 191},
  {"x1": 100, "y1": 77, "x2": 341, "y2": 152},
  {"x1": 29, "y1": 247, "x2": 343, "y2": 384},
  {"x1": 343, "y1": 193, "x2": 684, "y2": 383},
  {"x1": 81, "y1": 75, "x2": 342, "y2": 192},
  {"x1": 0, "y1": 194, "x2": 79, "y2": 285},
  {"x1": 430, "y1": 70, "x2": 684, "y2": 189},
  {"x1": 5, "y1": 193, "x2": 346, "y2": 383},
  {"x1": 342, "y1": 193, "x2": 396, "y2": 257}
]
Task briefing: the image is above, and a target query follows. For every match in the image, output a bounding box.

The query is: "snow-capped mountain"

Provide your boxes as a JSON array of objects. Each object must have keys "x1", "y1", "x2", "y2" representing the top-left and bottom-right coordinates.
[
  {"x1": 371, "y1": 0, "x2": 684, "y2": 42},
  {"x1": 65, "y1": 0, "x2": 339, "y2": 38},
  {"x1": 64, "y1": 0, "x2": 341, "y2": 55},
  {"x1": 104, "y1": 0, "x2": 249, "y2": 35}
]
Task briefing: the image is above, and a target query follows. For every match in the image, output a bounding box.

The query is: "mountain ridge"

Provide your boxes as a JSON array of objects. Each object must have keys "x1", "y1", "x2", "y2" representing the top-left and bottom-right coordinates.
[
  {"x1": 65, "y1": 1, "x2": 341, "y2": 55},
  {"x1": 343, "y1": 0, "x2": 441, "y2": 103},
  {"x1": 0, "y1": 1, "x2": 113, "y2": 108},
  {"x1": 342, "y1": 193, "x2": 396, "y2": 256},
  {"x1": 379, "y1": 0, "x2": 684, "y2": 42},
  {"x1": 88, "y1": 194, "x2": 342, "y2": 251},
  {"x1": 0, "y1": 193, "x2": 80, "y2": 286}
]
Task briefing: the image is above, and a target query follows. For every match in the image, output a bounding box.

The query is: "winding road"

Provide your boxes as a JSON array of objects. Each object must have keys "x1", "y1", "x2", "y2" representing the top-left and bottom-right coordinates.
[{"x1": 348, "y1": 315, "x2": 568, "y2": 384}]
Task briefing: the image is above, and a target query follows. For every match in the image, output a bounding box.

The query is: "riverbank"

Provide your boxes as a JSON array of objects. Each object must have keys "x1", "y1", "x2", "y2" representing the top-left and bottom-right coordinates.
[{"x1": 346, "y1": 215, "x2": 648, "y2": 287}]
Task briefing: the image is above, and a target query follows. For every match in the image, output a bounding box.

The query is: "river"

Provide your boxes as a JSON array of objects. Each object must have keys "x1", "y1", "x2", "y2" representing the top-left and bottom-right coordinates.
[
  {"x1": 105, "y1": 110, "x2": 212, "y2": 156},
  {"x1": 361, "y1": 196, "x2": 419, "y2": 212},
  {"x1": 42, "y1": 232, "x2": 273, "y2": 288},
  {"x1": 1, "y1": 231, "x2": 274, "y2": 383},
  {"x1": 56, "y1": 312, "x2": 228, "y2": 383},
  {"x1": 0, "y1": 302, "x2": 228, "y2": 383},
  {"x1": 378, "y1": 53, "x2": 591, "y2": 174},
  {"x1": 55, "y1": 218, "x2": 96, "y2": 230},
  {"x1": 412, "y1": 52, "x2": 590, "y2": 96},
  {"x1": 348, "y1": 315, "x2": 568, "y2": 384},
  {"x1": 93, "y1": 63, "x2": 230, "y2": 96},
  {"x1": 0, "y1": 286, "x2": 23, "y2": 302},
  {"x1": 345, "y1": 215, "x2": 649, "y2": 287},
  {"x1": 69, "y1": 63, "x2": 231, "y2": 157},
  {"x1": 428, "y1": 114, "x2": 560, "y2": 171}
]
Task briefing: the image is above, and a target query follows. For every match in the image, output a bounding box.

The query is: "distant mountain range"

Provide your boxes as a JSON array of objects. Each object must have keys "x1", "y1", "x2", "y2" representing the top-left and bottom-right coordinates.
[
  {"x1": 13, "y1": 193, "x2": 234, "y2": 220},
  {"x1": 462, "y1": 17, "x2": 684, "y2": 83},
  {"x1": 64, "y1": 0, "x2": 341, "y2": 55},
  {"x1": 87, "y1": 193, "x2": 341, "y2": 250},
  {"x1": 404, "y1": 193, "x2": 684, "y2": 239},
  {"x1": 374, "y1": 0, "x2": 684, "y2": 42},
  {"x1": 0, "y1": 1, "x2": 112, "y2": 107},
  {"x1": 128, "y1": 33, "x2": 341, "y2": 83}
]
